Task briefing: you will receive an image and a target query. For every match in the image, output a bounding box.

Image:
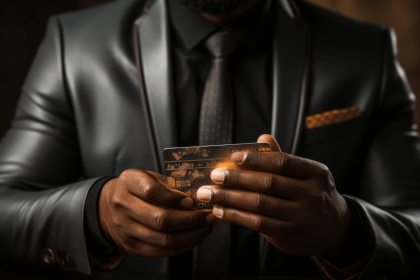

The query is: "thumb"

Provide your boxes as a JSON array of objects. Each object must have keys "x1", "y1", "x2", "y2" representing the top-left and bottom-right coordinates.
[
  {"x1": 257, "y1": 134, "x2": 281, "y2": 152},
  {"x1": 145, "y1": 170, "x2": 168, "y2": 187}
]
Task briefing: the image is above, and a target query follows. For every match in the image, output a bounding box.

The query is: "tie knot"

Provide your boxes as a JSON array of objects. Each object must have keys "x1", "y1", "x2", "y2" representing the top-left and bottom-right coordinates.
[{"x1": 205, "y1": 31, "x2": 238, "y2": 58}]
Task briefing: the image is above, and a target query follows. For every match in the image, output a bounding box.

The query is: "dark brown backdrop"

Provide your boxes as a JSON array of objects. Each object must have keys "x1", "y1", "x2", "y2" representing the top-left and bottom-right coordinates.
[
  {"x1": 1, "y1": 0, "x2": 420, "y2": 141},
  {"x1": 0, "y1": 1, "x2": 419, "y2": 279}
]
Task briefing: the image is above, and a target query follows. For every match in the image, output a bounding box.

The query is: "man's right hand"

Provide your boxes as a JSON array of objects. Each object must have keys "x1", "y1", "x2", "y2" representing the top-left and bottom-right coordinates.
[{"x1": 98, "y1": 169, "x2": 220, "y2": 257}]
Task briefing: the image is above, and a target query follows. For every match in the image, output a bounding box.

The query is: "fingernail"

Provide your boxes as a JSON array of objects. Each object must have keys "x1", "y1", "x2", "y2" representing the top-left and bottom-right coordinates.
[
  {"x1": 213, "y1": 206, "x2": 224, "y2": 218},
  {"x1": 212, "y1": 219, "x2": 221, "y2": 230},
  {"x1": 232, "y1": 152, "x2": 245, "y2": 165},
  {"x1": 206, "y1": 213, "x2": 218, "y2": 224},
  {"x1": 211, "y1": 169, "x2": 225, "y2": 184},
  {"x1": 197, "y1": 187, "x2": 212, "y2": 202},
  {"x1": 180, "y1": 197, "x2": 193, "y2": 208}
]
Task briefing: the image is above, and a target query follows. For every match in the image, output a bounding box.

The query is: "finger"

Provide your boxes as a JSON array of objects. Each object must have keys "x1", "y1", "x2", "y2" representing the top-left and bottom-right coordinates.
[
  {"x1": 126, "y1": 222, "x2": 215, "y2": 248},
  {"x1": 121, "y1": 169, "x2": 193, "y2": 209},
  {"x1": 210, "y1": 169, "x2": 307, "y2": 199},
  {"x1": 212, "y1": 205, "x2": 290, "y2": 237},
  {"x1": 145, "y1": 170, "x2": 169, "y2": 187},
  {"x1": 231, "y1": 151, "x2": 323, "y2": 179},
  {"x1": 197, "y1": 185, "x2": 298, "y2": 220},
  {"x1": 123, "y1": 195, "x2": 218, "y2": 231},
  {"x1": 257, "y1": 134, "x2": 281, "y2": 152}
]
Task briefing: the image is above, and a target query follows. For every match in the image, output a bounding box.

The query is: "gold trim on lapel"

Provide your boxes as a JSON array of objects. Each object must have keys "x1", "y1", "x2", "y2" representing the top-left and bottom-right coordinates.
[{"x1": 134, "y1": 0, "x2": 176, "y2": 174}]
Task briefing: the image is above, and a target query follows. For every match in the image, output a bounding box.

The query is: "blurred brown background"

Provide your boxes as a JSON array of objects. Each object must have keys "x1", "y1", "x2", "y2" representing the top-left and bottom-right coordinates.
[{"x1": 1, "y1": 0, "x2": 420, "y2": 141}]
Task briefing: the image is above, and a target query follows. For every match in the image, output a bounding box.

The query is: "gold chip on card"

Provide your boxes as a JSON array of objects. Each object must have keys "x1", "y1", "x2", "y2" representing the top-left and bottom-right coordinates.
[{"x1": 163, "y1": 143, "x2": 271, "y2": 209}]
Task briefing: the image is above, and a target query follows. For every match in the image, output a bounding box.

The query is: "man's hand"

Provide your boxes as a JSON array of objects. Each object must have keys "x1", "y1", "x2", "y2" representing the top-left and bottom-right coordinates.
[
  {"x1": 197, "y1": 134, "x2": 352, "y2": 257},
  {"x1": 99, "y1": 169, "x2": 220, "y2": 258}
]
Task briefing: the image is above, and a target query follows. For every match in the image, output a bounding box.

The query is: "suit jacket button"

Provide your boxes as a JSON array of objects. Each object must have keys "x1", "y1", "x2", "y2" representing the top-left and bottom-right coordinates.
[
  {"x1": 43, "y1": 248, "x2": 56, "y2": 265},
  {"x1": 58, "y1": 251, "x2": 74, "y2": 267}
]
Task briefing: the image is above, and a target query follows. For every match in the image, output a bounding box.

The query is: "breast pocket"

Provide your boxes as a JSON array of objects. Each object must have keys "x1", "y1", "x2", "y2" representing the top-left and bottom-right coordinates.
[{"x1": 302, "y1": 114, "x2": 366, "y2": 147}]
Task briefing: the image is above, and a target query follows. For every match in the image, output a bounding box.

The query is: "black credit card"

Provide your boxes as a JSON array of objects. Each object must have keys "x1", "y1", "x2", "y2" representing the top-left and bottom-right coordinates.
[{"x1": 164, "y1": 143, "x2": 271, "y2": 209}]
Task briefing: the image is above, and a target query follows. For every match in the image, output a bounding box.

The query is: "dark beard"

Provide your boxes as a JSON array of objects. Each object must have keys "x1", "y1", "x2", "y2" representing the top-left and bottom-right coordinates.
[{"x1": 178, "y1": 0, "x2": 254, "y2": 15}]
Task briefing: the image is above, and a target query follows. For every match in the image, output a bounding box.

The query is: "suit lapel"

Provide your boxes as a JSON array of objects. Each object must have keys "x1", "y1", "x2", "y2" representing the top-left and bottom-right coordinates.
[
  {"x1": 278, "y1": 0, "x2": 299, "y2": 18},
  {"x1": 270, "y1": 0, "x2": 311, "y2": 155},
  {"x1": 134, "y1": 0, "x2": 312, "y2": 275},
  {"x1": 134, "y1": 0, "x2": 176, "y2": 174},
  {"x1": 133, "y1": 0, "x2": 309, "y2": 170},
  {"x1": 261, "y1": 0, "x2": 312, "y2": 274}
]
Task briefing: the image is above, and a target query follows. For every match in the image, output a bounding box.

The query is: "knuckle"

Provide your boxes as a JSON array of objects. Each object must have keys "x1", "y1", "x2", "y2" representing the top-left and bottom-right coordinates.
[
  {"x1": 160, "y1": 233, "x2": 174, "y2": 247},
  {"x1": 229, "y1": 209, "x2": 240, "y2": 223},
  {"x1": 277, "y1": 154, "x2": 290, "y2": 170},
  {"x1": 217, "y1": 188, "x2": 228, "y2": 204},
  {"x1": 260, "y1": 174, "x2": 275, "y2": 193},
  {"x1": 189, "y1": 213, "x2": 201, "y2": 226},
  {"x1": 142, "y1": 182, "x2": 157, "y2": 201},
  {"x1": 152, "y1": 210, "x2": 170, "y2": 231},
  {"x1": 250, "y1": 216, "x2": 264, "y2": 231},
  {"x1": 316, "y1": 164, "x2": 335, "y2": 190},
  {"x1": 250, "y1": 194, "x2": 268, "y2": 212},
  {"x1": 228, "y1": 170, "x2": 242, "y2": 186},
  {"x1": 120, "y1": 169, "x2": 136, "y2": 181},
  {"x1": 317, "y1": 163, "x2": 330, "y2": 177},
  {"x1": 271, "y1": 154, "x2": 289, "y2": 171},
  {"x1": 244, "y1": 153, "x2": 261, "y2": 167},
  {"x1": 120, "y1": 169, "x2": 141, "y2": 194},
  {"x1": 111, "y1": 192, "x2": 124, "y2": 207}
]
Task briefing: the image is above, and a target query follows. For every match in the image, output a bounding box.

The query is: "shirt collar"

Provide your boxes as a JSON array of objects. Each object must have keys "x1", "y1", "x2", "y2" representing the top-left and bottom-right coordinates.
[
  {"x1": 168, "y1": 0, "x2": 273, "y2": 53},
  {"x1": 168, "y1": 0, "x2": 217, "y2": 51}
]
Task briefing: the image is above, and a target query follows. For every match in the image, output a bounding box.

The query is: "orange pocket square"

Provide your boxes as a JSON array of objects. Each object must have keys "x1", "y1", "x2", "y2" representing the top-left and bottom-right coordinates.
[{"x1": 305, "y1": 106, "x2": 360, "y2": 129}]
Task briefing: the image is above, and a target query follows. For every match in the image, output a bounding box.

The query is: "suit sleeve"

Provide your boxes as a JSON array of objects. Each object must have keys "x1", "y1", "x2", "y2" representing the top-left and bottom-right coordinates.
[
  {"x1": 343, "y1": 27, "x2": 420, "y2": 279},
  {"x1": 0, "y1": 16, "x2": 99, "y2": 275}
]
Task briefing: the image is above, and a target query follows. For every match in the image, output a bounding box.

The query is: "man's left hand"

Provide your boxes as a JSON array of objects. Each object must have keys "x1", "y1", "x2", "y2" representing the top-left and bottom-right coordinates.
[{"x1": 197, "y1": 134, "x2": 352, "y2": 257}]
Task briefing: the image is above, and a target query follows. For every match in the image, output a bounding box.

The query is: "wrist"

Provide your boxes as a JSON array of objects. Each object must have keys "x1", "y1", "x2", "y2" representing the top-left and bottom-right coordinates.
[
  {"x1": 99, "y1": 178, "x2": 118, "y2": 243},
  {"x1": 323, "y1": 194, "x2": 353, "y2": 257},
  {"x1": 322, "y1": 199, "x2": 373, "y2": 267}
]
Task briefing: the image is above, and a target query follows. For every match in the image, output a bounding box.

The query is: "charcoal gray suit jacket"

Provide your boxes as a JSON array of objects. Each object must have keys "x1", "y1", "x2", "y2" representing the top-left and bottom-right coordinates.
[{"x1": 1, "y1": 0, "x2": 420, "y2": 279}]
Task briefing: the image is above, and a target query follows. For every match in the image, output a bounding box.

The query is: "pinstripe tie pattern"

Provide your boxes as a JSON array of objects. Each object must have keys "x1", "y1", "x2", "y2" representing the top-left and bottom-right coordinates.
[{"x1": 199, "y1": 31, "x2": 238, "y2": 145}]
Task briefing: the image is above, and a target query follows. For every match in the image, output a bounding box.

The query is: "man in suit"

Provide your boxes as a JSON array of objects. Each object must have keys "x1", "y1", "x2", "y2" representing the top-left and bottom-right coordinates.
[{"x1": 1, "y1": 0, "x2": 420, "y2": 279}]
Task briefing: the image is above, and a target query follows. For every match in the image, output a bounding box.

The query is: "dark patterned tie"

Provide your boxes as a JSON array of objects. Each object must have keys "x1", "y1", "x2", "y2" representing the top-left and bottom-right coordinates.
[
  {"x1": 193, "y1": 31, "x2": 238, "y2": 277},
  {"x1": 199, "y1": 31, "x2": 238, "y2": 146}
]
